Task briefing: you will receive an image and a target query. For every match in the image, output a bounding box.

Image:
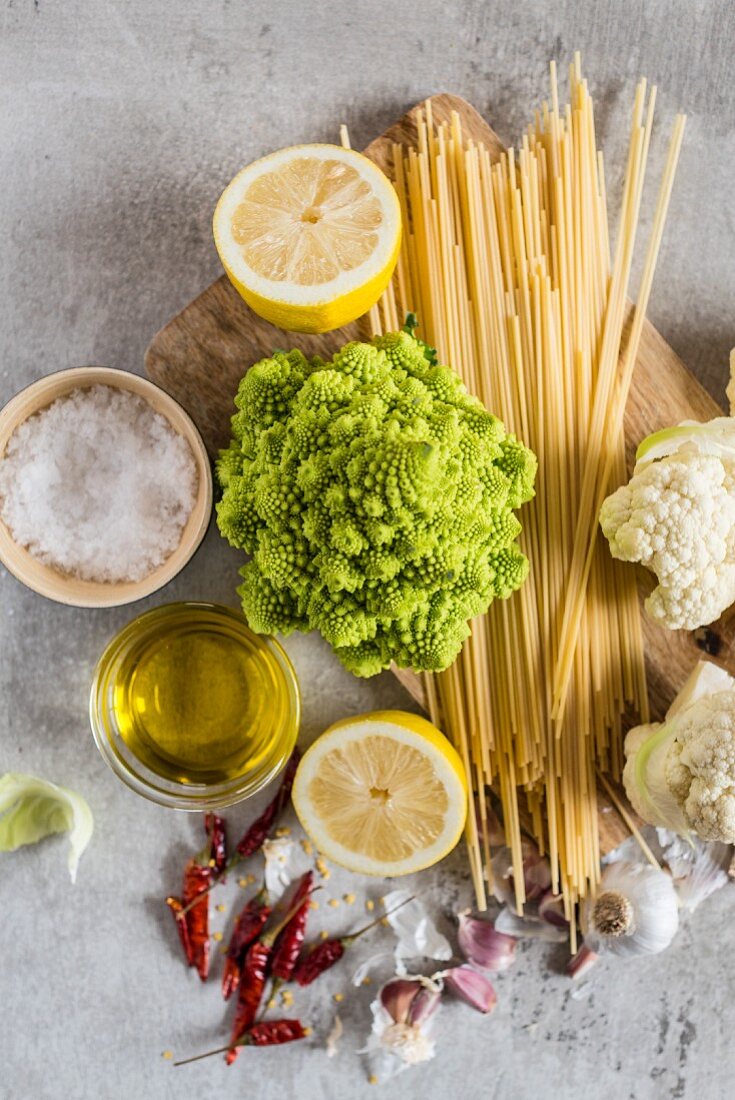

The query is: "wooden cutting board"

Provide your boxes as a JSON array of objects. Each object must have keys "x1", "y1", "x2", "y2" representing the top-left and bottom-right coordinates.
[{"x1": 145, "y1": 94, "x2": 735, "y2": 855}]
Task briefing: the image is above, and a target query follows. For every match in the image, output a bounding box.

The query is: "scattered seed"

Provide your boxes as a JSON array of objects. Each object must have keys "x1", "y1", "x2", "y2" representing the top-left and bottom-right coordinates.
[
  {"x1": 365, "y1": 899, "x2": 375, "y2": 912},
  {"x1": 328, "y1": 898, "x2": 340, "y2": 908},
  {"x1": 368, "y1": 1075, "x2": 378, "y2": 1085},
  {"x1": 162, "y1": 1051, "x2": 173, "y2": 1060},
  {"x1": 333, "y1": 993, "x2": 344, "y2": 1003},
  {"x1": 301, "y1": 839, "x2": 314, "y2": 856},
  {"x1": 281, "y1": 990, "x2": 294, "y2": 1006},
  {"x1": 309, "y1": 899, "x2": 319, "y2": 910},
  {"x1": 246, "y1": 873, "x2": 256, "y2": 885},
  {"x1": 343, "y1": 893, "x2": 356, "y2": 905},
  {"x1": 267, "y1": 998, "x2": 277, "y2": 1010},
  {"x1": 320, "y1": 930, "x2": 329, "y2": 940},
  {"x1": 212, "y1": 931, "x2": 223, "y2": 942},
  {"x1": 238, "y1": 878, "x2": 248, "y2": 888},
  {"x1": 215, "y1": 904, "x2": 227, "y2": 913},
  {"x1": 362, "y1": 976, "x2": 372, "y2": 985},
  {"x1": 219, "y1": 946, "x2": 228, "y2": 956},
  {"x1": 304, "y1": 1027, "x2": 313, "y2": 1037},
  {"x1": 380, "y1": 918, "x2": 390, "y2": 927}
]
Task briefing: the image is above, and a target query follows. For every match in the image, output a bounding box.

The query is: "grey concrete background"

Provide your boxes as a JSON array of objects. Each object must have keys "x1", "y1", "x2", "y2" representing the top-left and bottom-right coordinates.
[{"x1": 1, "y1": 2, "x2": 734, "y2": 1098}]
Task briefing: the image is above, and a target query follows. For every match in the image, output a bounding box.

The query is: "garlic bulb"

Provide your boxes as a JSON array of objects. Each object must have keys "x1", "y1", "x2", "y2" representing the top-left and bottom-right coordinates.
[{"x1": 582, "y1": 861, "x2": 679, "y2": 958}]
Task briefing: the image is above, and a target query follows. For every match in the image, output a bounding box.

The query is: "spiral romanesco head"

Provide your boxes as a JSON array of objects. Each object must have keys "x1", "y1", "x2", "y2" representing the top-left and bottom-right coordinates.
[{"x1": 216, "y1": 329, "x2": 536, "y2": 676}]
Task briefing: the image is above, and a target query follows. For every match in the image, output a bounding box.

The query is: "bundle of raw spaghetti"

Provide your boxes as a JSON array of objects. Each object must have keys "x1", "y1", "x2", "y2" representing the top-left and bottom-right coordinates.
[{"x1": 364, "y1": 55, "x2": 685, "y2": 932}]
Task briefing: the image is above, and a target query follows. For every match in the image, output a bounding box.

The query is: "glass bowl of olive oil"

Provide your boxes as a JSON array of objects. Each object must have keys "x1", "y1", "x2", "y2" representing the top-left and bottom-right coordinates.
[{"x1": 90, "y1": 602, "x2": 300, "y2": 809}]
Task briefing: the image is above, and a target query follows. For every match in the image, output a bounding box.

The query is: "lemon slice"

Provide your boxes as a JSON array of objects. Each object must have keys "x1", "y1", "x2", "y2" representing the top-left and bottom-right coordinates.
[
  {"x1": 213, "y1": 144, "x2": 401, "y2": 334},
  {"x1": 292, "y1": 711, "x2": 468, "y2": 876}
]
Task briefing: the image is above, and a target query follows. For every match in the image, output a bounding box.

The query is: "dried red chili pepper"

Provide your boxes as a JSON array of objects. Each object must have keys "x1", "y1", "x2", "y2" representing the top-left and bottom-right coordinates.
[
  {"x1": 235, "y1": 749, "x2": 300, "y2": 858},
  {"x1": 165, "y1": 896, "x2": 193, "y2": 966},
  {"x1": 173, "y1": 1019, "x2": 306, "y2": 1066},
  {"x1": 222, "y1": 885, "x2": 271, "y2": 1001},
  {"x1": 226, "y1": 940, "x2": 271, "y2": 1063},
  {"x1": 270, "y1": 871, "x2": 313, "y2": 982},
  {"x1": 292, "y1": 894, "x2": 415, "y2": 986},
  {"x1": 204, "y1": 813, "x2": 228, "y2": 875},
  {"x1": 183, "y1": 859, "x2": 212, "y2": 981},
  {"x1": 226, "y1": 878, "x2": 314, "y2": 1065},
  {"x1": 292, "y1": 938, "x2": 345, "y2": 986},
  {"x1": 240, "y1": 1019, "x2": 306, "y2": 1046}
]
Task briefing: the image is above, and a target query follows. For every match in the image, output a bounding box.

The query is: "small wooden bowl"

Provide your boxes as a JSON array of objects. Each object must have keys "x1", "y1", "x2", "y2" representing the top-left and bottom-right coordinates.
[{"x1": 0, "y1": 367, "x2": 213, "y2": 608}]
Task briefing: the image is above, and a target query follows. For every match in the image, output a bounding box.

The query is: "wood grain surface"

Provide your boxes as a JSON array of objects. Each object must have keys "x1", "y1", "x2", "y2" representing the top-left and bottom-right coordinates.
[{"x1": 145, "y1": 94, "x2": 735, "y2": 854}]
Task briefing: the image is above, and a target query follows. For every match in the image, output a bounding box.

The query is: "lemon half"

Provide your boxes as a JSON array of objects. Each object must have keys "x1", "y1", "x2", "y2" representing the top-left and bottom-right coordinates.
[
  {"x1": 292, "y1": 711, "x2": 468, "y2": 877},
  {"x1": 213, "y1": 144, "x2": 401, "y2": 333}
]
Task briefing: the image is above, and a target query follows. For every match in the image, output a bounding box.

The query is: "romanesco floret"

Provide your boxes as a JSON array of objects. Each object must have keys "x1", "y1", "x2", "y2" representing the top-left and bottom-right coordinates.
[{"x1": 216, "y1": 329, "x2": 537, "y2": 676}]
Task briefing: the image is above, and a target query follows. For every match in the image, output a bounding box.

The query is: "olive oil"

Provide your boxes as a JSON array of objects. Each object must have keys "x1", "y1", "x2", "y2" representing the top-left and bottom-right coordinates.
[{"x1": 90, "y1": 603, "x2": 299, "y2": 806}]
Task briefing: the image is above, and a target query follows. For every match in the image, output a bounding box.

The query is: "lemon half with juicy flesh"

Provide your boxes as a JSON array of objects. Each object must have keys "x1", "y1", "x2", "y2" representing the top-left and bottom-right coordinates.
[
  {"x1": 213, "y1": 144, "x2": 401, "y2": 333},
  {"x1": 292, "y1": 711, "x2": 468, "y2": 877}
]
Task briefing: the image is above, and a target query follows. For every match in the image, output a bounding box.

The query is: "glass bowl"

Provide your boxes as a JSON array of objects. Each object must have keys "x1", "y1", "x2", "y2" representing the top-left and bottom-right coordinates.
[{"x1": 90, "y1": 602, "x2": 300, "y2": 809}]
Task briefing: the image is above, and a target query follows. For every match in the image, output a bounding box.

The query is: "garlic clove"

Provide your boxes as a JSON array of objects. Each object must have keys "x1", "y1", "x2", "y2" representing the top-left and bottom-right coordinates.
[
  {"x1": 380, "y1": 978, "x2": 425, "y2": 1025},
  {"x1": 457, "y1": 911, "x2": 517, "y2": 971},
  {"x1": 490, "y1": 839, "x2": 552, "y2": 909},
  {"x1": 494, "y1": 905, "x2": 568, "y2": 943},
  {"x1": 441, "y1": 965, "x2": 497, "y2": 1014},
  {"x1": 406, "y1": 984, "x2": 442, "y2": 1027},
  {"x1": 538, "y1": 889, "x2": 569, "y2": 929},
  {"x1": 567, "y1": 943, "x2": 599, "y2": 980}
]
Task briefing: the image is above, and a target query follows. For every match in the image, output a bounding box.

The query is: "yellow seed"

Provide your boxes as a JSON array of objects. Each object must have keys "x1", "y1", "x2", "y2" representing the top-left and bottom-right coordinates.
[
  {"x1": 304, "y1": 1027, "x2": 313, "y2": 1037},
  {"x1": 316, "y1": 857, "x2": 328, "y2": 874},
  {"x1": 379, "y1": 896, "x2": 387, "y2": 905},
  {"x1": 238, "y1": 878, "x2": 248, "y2": 888},
  {"x1": 322, "y1": 870, "x2": 331, "y2": 880},
  {"x1": 368, "y1": 1075, "x2": 378, "y2": 1085},
  {"x1": 267, "y1": 998, "x2": 277, "y2": 1009},
  {"x1": 328, "y1": 898, "x2": 340, "y2": 908},
  {"x1": 362, "y1": 976, "x2": 372, "y2": 985},
  {"x1": 320, "y1": 930, "x2": 329, "y2": 940},
  {"x1": 162, "y1": 1051, "x2": 173, "y2": 1060},
  {"x1": 301, "y1": 839, "x2": 314, "y2": 856},
  {"x1": 275, "y1": 826, "x2": 291, "y2": 837},
  {"x1": 365, "y1": 899, "x2": 375, "y2": 912},
  {"x1": 344, "y1": 893, "x2": 356, "y2": 905},
  {"x1": 334, "y1": 992, "x2": 344, "y2": 1003},
  {"x1": 281, "y1": 990, "x2": 294, "y2": 1005},
  {"x1": 219, "y1": 946, "x2": 228, "y2": 956},
  {"x1": 246, "y1": 873, "x2": 256, "y2": 885},
  {"x1": 380, "y1": 918, "x2": 390, "y2": 927},
  {"x1": 212, "y1": 932, "x2": 223, "y2": 942},
  {"x1": 216, "y1": 904, "x2": 227, "y2": 913},
  {"x1": 309, "y1": 899, "x2": 319, "y2": 910}
]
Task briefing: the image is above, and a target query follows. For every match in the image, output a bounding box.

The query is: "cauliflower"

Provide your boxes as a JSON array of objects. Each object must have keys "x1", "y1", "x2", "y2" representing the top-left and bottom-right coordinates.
[
  {"x1": 623, "y1": 659, "x2": 735, "y2": 843},
  {"x1": 600, "y1": 443, "x2": 735, "y2": 629},
  {"x1": 216, "y1": 327, "x2": 536, "y2": 677}
]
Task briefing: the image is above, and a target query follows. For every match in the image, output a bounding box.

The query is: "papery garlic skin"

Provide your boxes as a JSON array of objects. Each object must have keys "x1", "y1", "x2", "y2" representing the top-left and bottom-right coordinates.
[{"x1": 583, "y1": 861, "x2": 679, "y2": 958}]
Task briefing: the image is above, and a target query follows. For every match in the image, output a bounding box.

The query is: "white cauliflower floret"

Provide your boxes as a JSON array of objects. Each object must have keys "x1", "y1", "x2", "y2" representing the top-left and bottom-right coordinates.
[
  {"x1": 666, "y1": 692, "x2": 735, "y2": 841},
  {"x1": 624, "y1": 660, "x2": 735, "y2": 844},
  {"x1": 600, "y1": 447, "x2": 735, "y2": 630}
]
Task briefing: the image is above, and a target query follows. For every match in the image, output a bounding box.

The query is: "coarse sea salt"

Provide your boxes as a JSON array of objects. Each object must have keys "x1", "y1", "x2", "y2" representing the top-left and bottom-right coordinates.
[{"x1": 0, "y1": 384, "x2": 198, "y2": 583}]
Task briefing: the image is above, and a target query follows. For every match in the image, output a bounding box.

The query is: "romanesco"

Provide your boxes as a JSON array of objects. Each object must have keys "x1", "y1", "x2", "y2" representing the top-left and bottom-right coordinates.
[{"x1": 216, "y1": 329, "x2": 536, "y2": 676}]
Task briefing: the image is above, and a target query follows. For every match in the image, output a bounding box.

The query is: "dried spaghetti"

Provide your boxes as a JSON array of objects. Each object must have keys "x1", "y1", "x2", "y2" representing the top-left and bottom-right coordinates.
[{"x1": 367, "y1": 55, "x2": 685, "y2": 931}]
